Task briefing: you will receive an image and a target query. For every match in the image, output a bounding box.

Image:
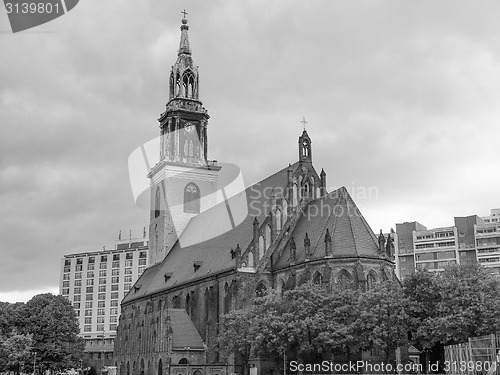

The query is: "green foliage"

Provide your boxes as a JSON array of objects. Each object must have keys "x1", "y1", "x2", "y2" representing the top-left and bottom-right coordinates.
[
  {"x1": 24, "y1": 293, "x2": 85, "y2": 371},
  {"x1": 0, "y1": 293, "x2": 85, "y2": 373},
  {"x1": 2, "y1": 333, "x2": 33, "y2": 372},
  {"x1": 404, "y1": 263, "x2": 500, "y2": 350},
  {"x1": 354, "y1": 282, "x2": 409, "y2": 362}
]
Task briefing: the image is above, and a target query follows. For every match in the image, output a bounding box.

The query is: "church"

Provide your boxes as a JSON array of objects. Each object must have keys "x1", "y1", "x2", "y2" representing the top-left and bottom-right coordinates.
[{"x1": 114, "y1": 15, "x2": 396, "y2": 375}]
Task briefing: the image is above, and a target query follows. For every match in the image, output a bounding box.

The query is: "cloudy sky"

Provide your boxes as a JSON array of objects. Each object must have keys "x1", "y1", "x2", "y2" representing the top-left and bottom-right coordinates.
[{"x1": 1, "y1": 0, "x2": 500, "y2": 302}]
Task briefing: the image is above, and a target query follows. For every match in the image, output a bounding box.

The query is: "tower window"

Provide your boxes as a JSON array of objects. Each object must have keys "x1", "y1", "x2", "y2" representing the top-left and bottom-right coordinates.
[
  {"x1": 154, "y1": 186, "x2": 161, "y2": 218},
  {"x1": 302, "y1": 140, "x2": 310, "y2": 157},
  {"x1": 184, "y1": 183, "x2": 200, "y2": 214}
]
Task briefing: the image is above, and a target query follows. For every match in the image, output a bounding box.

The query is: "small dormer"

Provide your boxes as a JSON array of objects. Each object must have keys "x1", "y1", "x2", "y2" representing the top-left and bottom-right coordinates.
[
  {"x1": 164, "y1": 272, "x2": 173, "y2": 283},
  {"x1": 193, "y1": 261, "x2": 203, "y2": 272}
]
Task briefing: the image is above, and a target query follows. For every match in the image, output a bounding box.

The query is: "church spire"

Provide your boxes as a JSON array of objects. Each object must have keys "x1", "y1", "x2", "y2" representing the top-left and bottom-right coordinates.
[{"x1": 178, "y1": 12, "x2": 191, "y2": 56}]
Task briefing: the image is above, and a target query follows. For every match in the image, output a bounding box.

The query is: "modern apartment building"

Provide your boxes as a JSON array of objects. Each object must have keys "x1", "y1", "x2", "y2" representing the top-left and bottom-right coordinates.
[
  {"x1": 59, "y1": 232, "x2": 149, "y2": 367},
  {"x1": 394, "y1": 210, "x2": 500, "y2": 279}
]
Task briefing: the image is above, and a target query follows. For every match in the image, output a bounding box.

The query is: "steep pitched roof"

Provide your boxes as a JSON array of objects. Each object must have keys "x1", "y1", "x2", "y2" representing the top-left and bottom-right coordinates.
[
  {"x1": 123, "y1": 162, "x2": 300, "y2": 303},
  {"x1": 273, "y1": 187, "x2": 380, "y2": 268},
  {"x1": 169, "y1": 308, "x2": 205, "y2": 349}
]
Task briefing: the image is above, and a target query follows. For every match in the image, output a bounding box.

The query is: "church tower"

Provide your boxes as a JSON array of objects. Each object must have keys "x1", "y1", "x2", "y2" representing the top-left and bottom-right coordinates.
[{"x1": 147, "y1": 15, "x2": 221, "y2": 266}]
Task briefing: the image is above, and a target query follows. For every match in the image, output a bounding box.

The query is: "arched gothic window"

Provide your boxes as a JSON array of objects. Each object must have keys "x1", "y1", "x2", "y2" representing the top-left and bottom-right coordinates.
[
  {"x1": 154, "y1": 186, "x2": 161, "y2": 218},
  {"x1": 188, "y1": 140, "x2": 194, "y2": 157},
  {"x1": 158, "y1": 360, "x2": 162, "y2": 375},
  {"x1": 178, "y1": 358, "x2": 188, "y2": 365},
  {"x1": 276, "y1": 209, "x2": 282, "y2": 231},
  {"x1": 282, "y1": 199, "x2": 288, "y2": 224},
  {"x1": 292, "y1": 184, "x2": 298, "y2": 206},
  {"x1": 338, "y1": 270, "x2": 352, "y2": 289},
  {"x1": 255, "y1": 282, "x2": 267, "y2": 297},
  {"x1": 313, "y1": 272, "x2": 323, "y2": 285},
  {"x1": 265, "y1": 225, "x2": 271, "y2": 250},
  {"x1": 302, "y1": 140, "x2": 310, "y2": 157},
  {"x1": 258, "y1": 235, "x2": 265, "y2": 259},
  {"x1": 184, "y1": 183, "x2": 200, "y2": 214},
  {"x1": 366, "y1": 272, "x2": 377, "y2": 291},
  {"x1": 248, "y1": 251, "x2": 254, "y2": 267}
]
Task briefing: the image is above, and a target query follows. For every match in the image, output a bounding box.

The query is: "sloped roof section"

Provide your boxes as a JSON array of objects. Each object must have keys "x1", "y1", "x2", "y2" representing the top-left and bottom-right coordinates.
[
  {"x1": 169, "y1": 309, "x2": 205, "y2": 349},
  {"x1": 123, "y1": 162, "x2": 301, "y2": 304},
  {"x1": 274, "y1": 187, "x2": 380, "y2": 268}
]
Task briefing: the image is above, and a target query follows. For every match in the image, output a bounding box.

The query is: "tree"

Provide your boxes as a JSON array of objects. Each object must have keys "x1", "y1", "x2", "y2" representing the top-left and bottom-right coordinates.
[
  {"x1": 217, "y1": 308, "x2": 256, "y2": 375},
  {"x1": 2, "y1": 333, "x2": 33, "y2": 375},
  {"x1": 23, "y1": 293, "x2": 85, "y2": 372},
  {"x1": 404, "y1": 263, "x2": 500, "y2": 369},
  {"x1": 354, "y1": 282, "x2": 409, "y2": 363}
]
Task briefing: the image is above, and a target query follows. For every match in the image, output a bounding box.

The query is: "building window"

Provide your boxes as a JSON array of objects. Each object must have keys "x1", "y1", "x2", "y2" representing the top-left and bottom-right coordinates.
[
  {"x1": 124, "y1": 283, "x2": 131, "y2": 291},
  {"x1": 99, "y1": 263, "x2": 107, "y2": 270},
  {"x1": 110, "y1": 300, "x2": 118, "y2": 307},
  {"x1": 97, "y1": 317, "x2": 105, "y2": 324},
  {"x1": 63, "y1": 265, "x2": 71, "y2": 273},
  {"x1": 139, "y1": 251, "x2": 147, "y2": 259},
  {"x1": 112, "y1": 261, "x2": 120, "y2": 268},
  {"x1": 99, "y1": 270, "x2": 107, "y2": 277},
  {"x1": 259, "y1": 235, "x2": 265, "y2": 259},
  {"x1": 98, "y1": 293, "x2": 106, "y2": 300},
  {"x1": 88, "y1": 256, "x2": 95, "y2": 264},
  {"x1": 85, "y1": 302, "x2": 93, "y2": 308},
  {"x1": 112, "y1": 269, "x2": 119, "y2": 276},
  {"x1": 86, "y1": 294, "x2": 93, "y2": 301},
  {"x1": 85, "y1": 309, "x2": 92, "y2": 317},
  {"x1": 138, "y1": 258, "x2": 146, "y2": 266},
  {"x1": 110, "y1": 316, "x2": 117, "y2": 323},
  {"x1": 84, "y1": 317, "x2": 92, "y2": 324},
  {"x1": 125, "y1": 268, "x2": 132, "y2": 275},
  {"x1": 113, "y1": 254, "x2": 120, "y2": 261},
  {"x1": 74, "y1": 280, "x2": 82, "y2": 287},
  {"x1": 125, "y1": 260, "x2": 133, "y2": 267},
  {"x1": 184, "y1": 183, "x2": 200, "y2": 213},
  {"x1": 126, "y1": 252, "x2": 133, "y2": 260},
  {"x1": 138, "y1": 266, "x2": 145, "y2": 274},
  {"x1": 76, "y1": 258, "x2": 83, "y2": 265},
  {"x1": 64, "y1": 259, "x2": 71, "y2": 266},
  {"x1": 75, "y1": 310, "x2": 80, "y2": 317},
  {"x1": 111, "y1": 284, "x2": 119, "y2": 291},
  {"x1": 110, "y1": 324, "x2": 117, "y2": 331},
  {"x1": 124, "y1": 276, "x2": 132, "y2": 283},
  {"x1": 74, "y1": 287, "x2": 81, "y2": 295},
  {"x1": 98, "y1": 301, "x2": 105, "y2": 308},
  {"x1": 84, "y1": 325, "x2": 91, "y2": 332},
  {"x1": 75, "y1": 265, "x2": 82, "y2": 272},
  {"x1": 63, "y1": 281, "x2": 70, "y2": 288},
  {"x1": 110, "y1": 308, "x2": 118, "y2": 315},
  {"x1": 111, "y1": 292, "x2": 119, "y2": 299},
  {"x1": 73, "y1": 302, "x2": 80, "y2": 309},
  {"x1": 98, "y1": 285, "x2": 106, "y2": 293},
  {"x1": 87, "y1": 263, "x2": 95, "y2": 271},
  {"x1": 97, "y1": 309, "x2": 105, "y2": 316},
  {"x1": 97, "y1": 324, "x2": 105, "y2": 332},
  {"x1": 73, "y1": 295, "x2": 81, "y2": 302},
  {"x1": 155, "y1": 186, "x2": 161, "y2": 218},
  {"x1": 62, "y1": 288, "x2": 69, "y2": 295},
  {"x1": 99, "y1": 278, "x2": 106, "y2": 285},
  {"x1": 86, "y1": 276, "x2": 94, "y2": 284},
  {"x1": 112, "y1": 277, "x2": 119, "y2": 284},
  {"x1": 100, "y1": 255, "x2": 107, "y2": 263},
  {"x1": 86, "y1": 287, "x2": 93, "y2": 293},
  {"x1": 63, "y1": 273, "x2": 70, "y2": 280}
]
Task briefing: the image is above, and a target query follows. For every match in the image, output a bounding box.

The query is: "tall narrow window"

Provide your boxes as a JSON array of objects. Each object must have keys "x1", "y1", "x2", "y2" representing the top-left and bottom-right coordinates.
[
  {"x1": 292, "y1": 184, "x2": 298, "y2": 206},
  {"x1": 265, "y1": 225, "x2": 271, "y2": 250},
  {"x1": 248, "y1": 252, "x2": 254, "y2": 267},
  {"x1": 184, "y1": 183, "x2": 200, "y2": 213},
  {"x1": 259, "y1": 235, "x2": 265, "y2": 259},
  {"x1": 154, "y1": 187, "x2": 161, "y2": 218},
  {"x1": 276, "y1": 209, "x2": 282, "y2": 231}
]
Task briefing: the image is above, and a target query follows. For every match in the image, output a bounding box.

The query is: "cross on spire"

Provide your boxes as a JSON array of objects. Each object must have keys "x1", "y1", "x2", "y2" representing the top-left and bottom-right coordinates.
[
  {"x1": 181, "y1": 9, "x2": 188, "y2": 18},
  {"x1": 301, "y1": 116, "x2": 308, "y2": 131}
]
